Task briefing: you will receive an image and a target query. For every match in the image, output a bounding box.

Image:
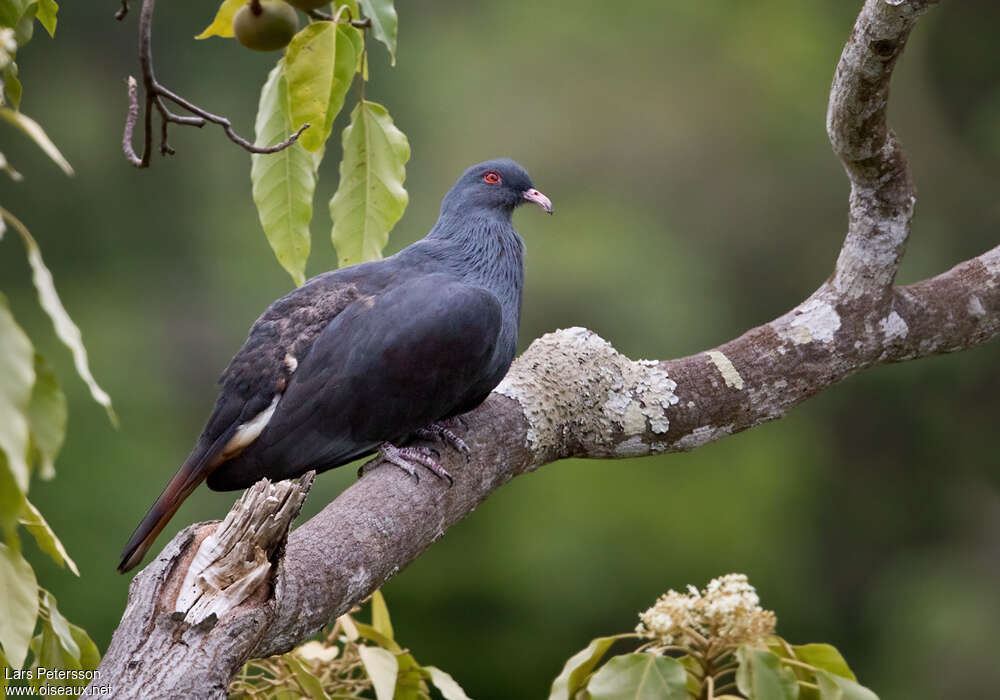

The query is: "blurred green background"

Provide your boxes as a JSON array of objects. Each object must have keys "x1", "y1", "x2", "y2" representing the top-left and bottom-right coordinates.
[{"x1": 2, "y1": 1, "x2": 999, "y2": 698}]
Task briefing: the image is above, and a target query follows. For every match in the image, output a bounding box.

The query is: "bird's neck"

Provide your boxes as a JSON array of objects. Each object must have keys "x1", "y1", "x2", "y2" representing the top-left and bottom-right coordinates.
[{"x1": 424, "y1": 211, "x2": 525, "y2": 334}]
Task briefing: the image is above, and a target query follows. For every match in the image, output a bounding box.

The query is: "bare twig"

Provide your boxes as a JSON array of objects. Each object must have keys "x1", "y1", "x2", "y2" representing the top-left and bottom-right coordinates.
[
  {"x1": 119, "y1": 0, "x2": 309, "y2": 168},
  {"x1": 115, "y1": 0, "x2": 129, "y2": 22},
  {"x1": 308, "y1": 7, "x2": 372, "y2": 28},
  {"x1": 91, "y1": 1, "x2": 997, "y2": 697}
]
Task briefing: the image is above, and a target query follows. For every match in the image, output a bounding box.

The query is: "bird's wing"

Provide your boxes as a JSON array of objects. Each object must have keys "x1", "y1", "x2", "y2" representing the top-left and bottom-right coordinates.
[
  {"x1": 117, "y1": 267, "x2": 382, "y2": 573},
  {"x1": 206, "y1": 274, "x2": 503, "y2": 490}
]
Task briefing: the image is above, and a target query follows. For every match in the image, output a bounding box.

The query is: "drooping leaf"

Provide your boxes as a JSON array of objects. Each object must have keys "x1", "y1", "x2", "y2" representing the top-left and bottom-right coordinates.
[
  {"x1": 0, "y1": 541, "x2": 39, "y2": 669},
  {"x1": 286, "y1": 22, "x2": 360, "y2": 153},
  {"x1": 549, "y1": 635, "x2": 626, "y2": 700},
  {"x1": 358, "y1": 645, "x2": 398, "y2": 700},
  {"x1": 0, "y1": 0, "x2": 32, "y2": 32},
  {"x1": 425, "y1": 666, "x2": 472, "y2": 700},
  {"x1": 35, "y1": 0, "x2": 56, "y2": 37},
  {"x1": 4, "y1": 62, "x2": 22, "y2": 110},
  {"x1": 195, "y1": 0, "x2": 243, "y2": 40},
  {"x1": 586, "y1": 653, "x2": 689, "y2": 700},
  {"x1": 26, "y1": 353, "x2": 66, "y2": 480},
  {"x1": 353, "y1": 621, "x2": 400, "y2": 652},
  {"x1": 1, "y1": 210, "x2": 116, "y2": 424},
  {"x1": 0, "y1": 452, "x2": 26, "y2": 543},
  {"x1": 68, "y1": 623, "x2": 99, "y2": 674},
  {"x1": 815, "y1": 670, "x2": 879, "y2": 700},
  {"x1": 251, "y1": 59, "x2": 320, "y2": 287},
  {"x1": 793, "y1": 643, "x2": 856, "y2": 681},
  {"x1": 1, "y1": 646, "x2": 8, "y2": 695},
  {"x1": 370, "y1": 589, "x2": 394, "y2": 640},
  {"x1": 19, "y1": 500, "x2": 78, "y2": 575},
  {"x1": 329, "y1": 100, "x2": 409, "y2": 267},
  {"x1": 0, "y1": 294, "x2": 34, "y2": 494},
  {"x1": 0, "y1": 108, "x2": 72, "y2": 175},
  {"x1": 736, "y1": 647, "x2": 800, "y2": 700},
  {"x1": 358, "y1": 0, "x2": 398, "y2": 64},
  {"x1": 283, "y1": 653, "x2": 332, "y2": 700}
]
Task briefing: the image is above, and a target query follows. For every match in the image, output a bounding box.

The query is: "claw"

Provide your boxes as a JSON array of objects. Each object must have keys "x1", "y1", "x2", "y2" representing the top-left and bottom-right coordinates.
[
  {"x1": 415, "y1": 420, "x2": 471, "y2": 462},
  {"x1": 359, "y1": 442, "x2": 453, "y2": 486}
]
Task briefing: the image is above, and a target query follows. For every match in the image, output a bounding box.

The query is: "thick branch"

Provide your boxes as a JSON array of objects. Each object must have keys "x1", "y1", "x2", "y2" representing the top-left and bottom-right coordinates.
[{"x1": 92, "y1": 1, "x2": 997, "y2": 696}]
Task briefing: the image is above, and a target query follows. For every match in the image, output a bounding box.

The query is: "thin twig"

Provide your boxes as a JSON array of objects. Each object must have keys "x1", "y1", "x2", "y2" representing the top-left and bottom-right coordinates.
[
  {"x1": 115, "y1": 0, "x2": 129, "y2": 21},
  {"x1": 308, "y1": 8, "x2": 371, "y2": 28},
  {"x1": 119, "y1": 0, "x2": 309, "y2": 168}
]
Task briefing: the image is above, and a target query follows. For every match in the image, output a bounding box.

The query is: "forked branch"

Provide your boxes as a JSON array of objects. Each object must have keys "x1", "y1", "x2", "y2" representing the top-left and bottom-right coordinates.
[{"x1": 92, "y1": 1, "x2": 996, "y2": 697}]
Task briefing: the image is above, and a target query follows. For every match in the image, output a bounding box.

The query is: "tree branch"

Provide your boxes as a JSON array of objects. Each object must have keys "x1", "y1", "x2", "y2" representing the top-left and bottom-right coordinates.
[
  {"x1": 119, "y1": 0, "x2": 308, "y2": 168},
  {"x1": 92, "y1": 1, "x2": 995, "y2": 696}
]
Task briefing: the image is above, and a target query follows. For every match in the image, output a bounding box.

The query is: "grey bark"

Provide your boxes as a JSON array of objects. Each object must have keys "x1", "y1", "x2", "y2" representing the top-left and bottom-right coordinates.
[{"x1": 91, "y1": 1, "x2": 997, "y2": 697}]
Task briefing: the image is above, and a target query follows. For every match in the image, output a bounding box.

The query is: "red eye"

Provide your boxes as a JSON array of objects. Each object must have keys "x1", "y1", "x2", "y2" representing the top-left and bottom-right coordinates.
[{"x1": 483, "y1": 171, "x2": 501, "y2": 184}]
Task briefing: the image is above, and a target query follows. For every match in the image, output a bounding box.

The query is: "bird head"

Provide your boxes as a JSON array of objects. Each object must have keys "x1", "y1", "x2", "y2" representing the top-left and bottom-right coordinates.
[{"x1": 441, "y1": 159, "x2": 552, "y2": 219}]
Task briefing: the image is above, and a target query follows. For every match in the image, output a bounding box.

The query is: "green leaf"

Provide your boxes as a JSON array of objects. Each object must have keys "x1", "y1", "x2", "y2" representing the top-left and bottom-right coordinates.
[
  {"x1": 68, "y1": 623, "x2": 100, "y2": 672},
  {"x1": 4, "y1": 62, "x2": 22, "y2": 111},
  {"x1": 1, "y1": 210, "x2": 116, "y2": 424},
  {"x1": 587, "y1": 653, "x2": 689, "y2": 700},
  {"x1": 815, "y1": 670, "x2": 879, "y2": 700},
  {"x1": 195, "y1": 0, "x2": 243, "y2": 40},
  {"x1": 0, "y1": 108, "x2": 72, "y2": 175},
  {"x1": 425, "y1": 666, "x2": 472, "y2": 700},
  {"x1": 0, "y1": 452, "x2": 26, "y2": 545},
  {"x1": 370, "y1": 589, "x2": 394, "y2": 640},
  {"x1": 1, "y1": 646, "x2": 8, "y2": 696},
  {"x1": 35, "y1": 0, "x2": 56, "y2": 37},
  {"x1": 358, "y1": 645, "x2": 398, "y2": 700},
  {"x1": 0, "y1": 541, "x2": 39, "y2": 668},
  {"x1": 0, "y1": 0, "x2": 32, "y2": 32},
  {"x1": 329, "y1": 100, "x2": 409, "y2": 267},
  {"x1": 286, "y1": 22, "x2": 360, "y2": 153},
  {"x1": 26, "y1": 354, "x2": 65, "y2": 480},
  {"x1": 736, "y1": 647, "x2": 800, "y2": 700},
  {"x1": 549, "y1": 635, "x2": 625, "y2": 700},
  {"x1": 251, "y1": 59, "x2": 319, "y2": 287},
  {"x1": 358, "y1": 0, "x2": 398, "y2": 64},
  {"x1": 284, "y1": 653, "x2": 332, "y2": 700},
  {"x1": 19, "y1": 500, "x2": 77, "y2": 575},
  {"x1": 792, "y1": 644, "x2": 856, "y2": 681},
  {"x1": 353, "y1": 621, "x2": 401, "y2": 652},
  {"x1": 0, "y1": 294, "x2": 34, "y2": 494}
]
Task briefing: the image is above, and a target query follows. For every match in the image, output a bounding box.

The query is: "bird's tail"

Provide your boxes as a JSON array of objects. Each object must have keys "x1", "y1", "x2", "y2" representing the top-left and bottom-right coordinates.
[{"x1": 117, "y1": 440, "x2": 223, "y2": 574}]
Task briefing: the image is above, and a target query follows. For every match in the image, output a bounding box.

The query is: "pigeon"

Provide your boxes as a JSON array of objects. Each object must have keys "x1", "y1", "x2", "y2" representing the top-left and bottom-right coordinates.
[{"x1": 117, "y1": 159, "x2": 551, "y2": 573}]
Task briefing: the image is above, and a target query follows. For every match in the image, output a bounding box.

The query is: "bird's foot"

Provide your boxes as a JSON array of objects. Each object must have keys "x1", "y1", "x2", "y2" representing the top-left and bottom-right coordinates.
[
  {"x1": 359, "y1": 442, "x2": 454, "y2": 486},
  {"x1": 414, "y1": 419, "x2": 471, "y2": 461}
]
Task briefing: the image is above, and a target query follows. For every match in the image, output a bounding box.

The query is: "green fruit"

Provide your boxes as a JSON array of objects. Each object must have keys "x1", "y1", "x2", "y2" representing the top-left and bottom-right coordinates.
[
  {"x1": 285, "y1": 0, "x2": 331, "y2": 10},
  {"x1": 233, "y1": 1, "x2": 299, "y2": 52}
]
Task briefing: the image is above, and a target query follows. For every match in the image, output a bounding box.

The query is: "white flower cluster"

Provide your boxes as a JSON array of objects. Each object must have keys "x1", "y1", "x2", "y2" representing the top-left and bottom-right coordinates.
[
  {"x1": 636, "y1": 573, "x2": 776, "y2": 648},
  {"x1": 0, "y1": 28, "x2": 15, "y2": 71}
]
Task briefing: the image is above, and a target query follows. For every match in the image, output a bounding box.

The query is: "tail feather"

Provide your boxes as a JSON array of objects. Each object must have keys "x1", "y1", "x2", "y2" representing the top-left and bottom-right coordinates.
[{"x1": 117, "y1": 439, "x2": 225, "y2": 574}]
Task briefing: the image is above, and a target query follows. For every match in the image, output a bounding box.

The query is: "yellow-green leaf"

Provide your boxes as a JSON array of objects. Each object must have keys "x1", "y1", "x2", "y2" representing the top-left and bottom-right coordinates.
[
  {"x1": 358, "y1": 645, "x2": 398, "y2": 700},
  {"x1": 793, "y1": 643, "x2": 856, "y2": 681},
  {"x1": 549, "y1": 635, "x2": 628, "y2": 700},
  {"x1": 0, "y1": 452, "x2": 26, "y2": 543},
  {"x1": 358, "y1": 0, "x2": 398, "y2": 64},
  {"x1": 1, "y1": 209, "x2": 116, "y2": 424},
  {"x1": 35, "y1": 0, "x2": 57, "y2": 37},
  {"x1": 283, "y1": 653, "x2": 331, "y2": 700},
  {"x1": 0, "y1": 542, "x2": 38, "y2": 669},
  {"x1": 195, "y1": 0, "x2": 243, "y2": 40},
  {"x1": 370, "y1": 589, "x2": 393, "y2": 640},
  {"x1": 329, "y1": 100, "x2": 409, "y2": 267},
  {"x1": 19, "y1": 500, "x2": 77, "y2": 575},
  {"x1": 587, "y1": 653, "x2": 689, "y2": 700},
  {"x1": 0, "y1": 108, "x2": 72, "y2": 175},
  {"x1": 26, "y1": 354, "x2": 66, "y2": 480},
  {"x1": 4, "y1": 62, "x2": 22, "y2": 110},
  {"x1": 251, "y1": 59, "x2": 320, "y2": 287},
  {"x1": 425, "y1": 666, "x2": 472, "y2": 700},
  {"x1": 736, "y1": 647, "x2": 800, "y2": 700},
  {"x1": 815, "y1": 669, "x2": 879, "y2": 700},
  {"x1": 286, "y1": 22, "x2": 360, "y2": 153},
  {"x1": 0, "y1": 294, "x2": 34, "y2": 495}
]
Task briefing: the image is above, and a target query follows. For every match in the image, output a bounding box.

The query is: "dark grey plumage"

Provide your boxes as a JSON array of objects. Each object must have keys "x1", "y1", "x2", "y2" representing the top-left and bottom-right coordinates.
[{"x1": 118, "y1": 158, "x2": 551, "y2": 573}]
